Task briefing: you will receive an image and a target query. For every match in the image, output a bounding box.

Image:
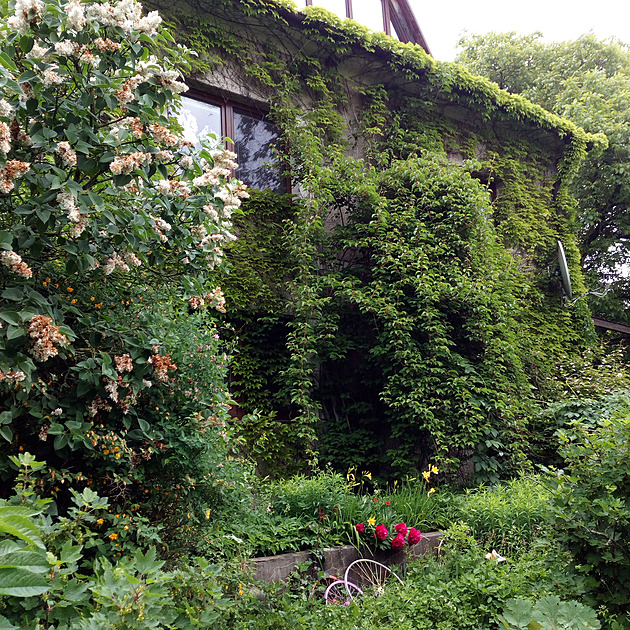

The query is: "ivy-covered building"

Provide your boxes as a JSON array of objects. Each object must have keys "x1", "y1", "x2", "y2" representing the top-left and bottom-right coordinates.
[{"x1": 151, "y1": 0, "x2": 603, "y2": 480}]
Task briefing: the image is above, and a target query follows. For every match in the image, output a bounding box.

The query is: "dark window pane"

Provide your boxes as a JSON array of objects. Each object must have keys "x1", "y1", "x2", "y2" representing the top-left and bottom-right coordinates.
[
  {"x1": 179, "y1": 97, "x2": 221, "y2": 147},
  {"x1": 233, "y1": 109, "x2": 284, "y2": 192}
]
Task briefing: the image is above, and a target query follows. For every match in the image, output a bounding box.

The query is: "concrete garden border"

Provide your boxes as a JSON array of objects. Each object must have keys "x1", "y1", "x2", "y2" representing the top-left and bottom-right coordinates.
[{"x1": 250, "y1": 531, "x2": 442, "y2": 582}]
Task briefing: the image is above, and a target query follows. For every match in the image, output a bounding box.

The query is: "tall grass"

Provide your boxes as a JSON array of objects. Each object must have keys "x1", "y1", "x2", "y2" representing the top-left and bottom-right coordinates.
[{"x1": 445, "y1": 475, "x2": 552, "y2": 556}]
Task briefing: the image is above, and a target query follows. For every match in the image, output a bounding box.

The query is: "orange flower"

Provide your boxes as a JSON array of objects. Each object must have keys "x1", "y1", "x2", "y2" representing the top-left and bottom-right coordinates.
[{"x1": 109, "y1": 533, "x2": 118, "y2": 540}]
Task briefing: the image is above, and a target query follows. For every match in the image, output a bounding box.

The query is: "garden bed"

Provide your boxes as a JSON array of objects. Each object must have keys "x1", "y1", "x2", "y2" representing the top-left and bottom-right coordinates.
[{"x1": 250, "y1": 531, "x2": 443, "y2": 582}]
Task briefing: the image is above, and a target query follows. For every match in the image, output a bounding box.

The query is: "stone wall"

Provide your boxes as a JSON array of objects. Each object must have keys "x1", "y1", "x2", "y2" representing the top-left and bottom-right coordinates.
[{"x1": 250, "y1": 531, "x2": 442, "y2": 583}]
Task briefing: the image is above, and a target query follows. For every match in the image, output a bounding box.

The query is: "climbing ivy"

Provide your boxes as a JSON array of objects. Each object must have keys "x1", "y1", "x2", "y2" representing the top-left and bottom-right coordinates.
[{"x1": 148, "y1": 0, "x2": 601, "y2": 480}]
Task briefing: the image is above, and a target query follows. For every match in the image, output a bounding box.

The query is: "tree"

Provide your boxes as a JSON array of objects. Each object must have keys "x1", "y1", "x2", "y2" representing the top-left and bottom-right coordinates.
[
  {"x1": 456, "y1": 33, "x2": 630, "y2": 322},
  {"x1": 0, "y1": 0, "x2": 249, "y2": 550}
]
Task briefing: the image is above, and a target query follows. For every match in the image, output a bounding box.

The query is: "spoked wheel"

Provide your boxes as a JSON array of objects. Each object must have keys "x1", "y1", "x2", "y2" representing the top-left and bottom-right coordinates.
[
  {"x1": 310, "y1": 575, "x2": 341, "y2": 601},
  {"x1": 344, "y1": 559, "x2": 403, "y2": 599},
  {"x1": 324, "y1": 579, "x2": 363, "y2": 605}
]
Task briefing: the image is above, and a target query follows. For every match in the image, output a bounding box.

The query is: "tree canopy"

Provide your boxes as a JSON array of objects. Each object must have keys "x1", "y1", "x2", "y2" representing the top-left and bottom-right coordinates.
[{"x1": 457, "y1": 32, "x2": 630, "y2": 322}]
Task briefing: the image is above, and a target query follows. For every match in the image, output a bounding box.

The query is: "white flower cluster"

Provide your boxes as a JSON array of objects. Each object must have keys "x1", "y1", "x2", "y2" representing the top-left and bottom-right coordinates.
[
  {"x1": 0, "y1": 368, "x2": 27, "y2": 383},
  {"x1": 103, "y1": 252, "x2": 130, "y2": 275},
  {"x1": 215, "y1": 180, "x2": 250, "y2": 214},
  {"x1": 0, "y1": 122, "x2": 11, "y2": 155},
  {"x1": 149, "y1": 123, "x2": 179, "y2": 147},
  {"x1": 115, "y1": 354, "x2": 133, "y2": 373},
  {"x1": 57, "y1": 190, "x2": 89, "y2": 236},
  {"x1": 87, "y1": 0, "x2": 161, "y2": 35},
  {"x1": 7, "y1": 0, "x2": 45, "y2": 33},
  {"x1": 54, "y1": 40, "x2": 76, "y2": 56},
  {"x1": 0, "y1": 100, "x2": 13, "y2": 117},
  {"x1": 155, "y1": 179, "x2": 191, "y2": 197},
  {"x1": 56, "y1": 141, "x2": 77, "y2": 166},
  {"x1": 28, "y1": 315, "x2": 68, "y2": 362},
  {"x1": 149, "y1": 213, "x2": 171, "y2": 242},
  {"x1": 109, "y1": 151, "x2": 152, "y2": 175},
  {"x1": 42, "y1": 68, "x2": 64, "y2": 87},
  {"x1": 66, "y1": 0, "x2": 86, "y2": 31},
  {"x1": 28, "y1": 41, "x2": 49, "y2": 59},
  {"x1": 0, "y1": 159, "x2": 31, "y2": 194},
  {"x1": 188, "y1": 287, "x2": 226, "y2": 313},
  {"x1": 0, "y1": 250, "x2": 33, "y2": 278}
]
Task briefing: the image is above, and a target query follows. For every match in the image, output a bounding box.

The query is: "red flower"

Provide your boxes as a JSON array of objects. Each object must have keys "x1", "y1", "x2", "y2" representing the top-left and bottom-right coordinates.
[
  {"x1": 385, "y1": 501, "x2": 391, "y2": 505},
  {"x1": 355, "y1": 523, "x2": 365, "y2": 533},
  {"x1": 372, "y1": 497, "x2": 378, "y2": 503},
  {"x1": 375, "y1": 524, "x2": 388, "y2": 540},
  {"x1": 394, "y1": 522, "x2": 408, "y2": 537},
  {"x1": 391, "y1": 534, "x2": 405, "y2": 550},
  {"x1": 408, "y1": 527, "x2": 422, "y2": 545}
]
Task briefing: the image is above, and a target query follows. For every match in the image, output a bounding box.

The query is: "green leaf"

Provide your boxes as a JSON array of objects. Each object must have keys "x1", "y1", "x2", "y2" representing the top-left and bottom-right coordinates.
[
  {"x1": 0, "y1": 509, "x2": 45, "y2": 548},
  {"x1": 6, "y1": 325, "x2": 25, "y2": 341},
  {"x1": 54, "y1": 434, "x2": 69, "y2": 451},
  {"x1": 0, "y1": 426, "x2": 12, "y2": 442},
  {"x1": 18, "y1": 69, "x2": 37, "y2": 84},
  {"x1": 2, "y1": 287, "x2": 23, "y2": 301},
  {"x1": 0, "y1": 231, "x2": 12, "y2": 250},
  {"x1": 0, "y1": 311, "x2": 21, "y2": 326},
  {"x1": 501, "y1": 598, "x2": 535, "y2": 629},
  {"x1": 0, "y1": 613, "x2": 18, "y2": 629},
  {"x1": 0, "y1": 568, "x2": 49, "y2": 597},
  {"x1": 0, "y1": 541, "x2": 49, "y2": 573}
]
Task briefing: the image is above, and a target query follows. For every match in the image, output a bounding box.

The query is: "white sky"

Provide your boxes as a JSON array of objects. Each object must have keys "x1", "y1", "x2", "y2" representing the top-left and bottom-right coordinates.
[
  {"x1": 408, "y1": 0, "x2": 630, "y2": 61},
  {"x1": 302, "y1": 1, "x2": 630, "y2": 62}
]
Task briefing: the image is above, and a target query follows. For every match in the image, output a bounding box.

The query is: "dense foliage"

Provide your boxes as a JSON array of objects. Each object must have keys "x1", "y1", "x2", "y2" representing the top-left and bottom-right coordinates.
[
  {"x1": 0, "y1": 0, "x2": 252, "y2": 552},
  {"x1": 157, "y1": 0, "x2": 602, "y2": 481},
  {"x1": 456, "y1": 32, "x2": 630, "y2": 323}
]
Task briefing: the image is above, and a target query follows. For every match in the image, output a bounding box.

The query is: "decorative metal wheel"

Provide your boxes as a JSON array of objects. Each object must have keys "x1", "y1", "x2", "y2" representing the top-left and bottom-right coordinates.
[
  {"x1": 343, "y1": 559, "x2": 403, "y2": 599},
  {"x1": 324, "y1": 579, "x2": 363, "y2": 605}
]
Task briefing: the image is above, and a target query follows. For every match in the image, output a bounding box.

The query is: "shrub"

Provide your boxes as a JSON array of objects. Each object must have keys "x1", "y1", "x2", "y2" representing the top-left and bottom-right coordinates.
[
  {"x1": 547, "y1": 413, "x2": 630, "y2": 620},
  {"x1": 445, "y1": 476, "x2": 552, "y2": 556},
  {"x1": 0, "y1": 0, "x2": 251, "y2": 537}
]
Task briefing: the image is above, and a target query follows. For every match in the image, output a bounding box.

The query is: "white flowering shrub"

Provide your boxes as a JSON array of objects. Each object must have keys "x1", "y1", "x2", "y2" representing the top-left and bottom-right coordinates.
[{"x1": 0, "y1": 0, "x2": 249, "y2": 533}]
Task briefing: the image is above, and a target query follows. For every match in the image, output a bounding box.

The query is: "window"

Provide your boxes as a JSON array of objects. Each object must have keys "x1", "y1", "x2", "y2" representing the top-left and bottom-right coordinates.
[
  {"x1": 178, "y1": 92, "x2": 286, "y2": 193},
  {"x1": 302, "y1": 0, "x2": 393, "y2": 37},
  {"x1": 300, "y1": 0, "x2": 431, "y2": 52}
]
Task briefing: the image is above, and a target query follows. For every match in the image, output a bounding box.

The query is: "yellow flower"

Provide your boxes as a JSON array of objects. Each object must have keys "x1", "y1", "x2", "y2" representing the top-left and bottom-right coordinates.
[
  {"x1": 96, "y1": 518, "x2": 104, "y2": 526},
  {"x1": 206, "y1": 509, "x2": 211, "y2": 519},
  {"x1": 363, "y1": 471, "x2": 372, "y2": 480},
  {"x1": 367, "y1": 516, "x2": 376, "y2": 526},
  {"x1": 422, "y1": 470, "x2": 431, "y2": 482},
  {"x1": 431, "y1": 465, "x2": 439, "y2": 475},
  {"x1": 109, "y1": 533, "x2": 118, "y2": 540},
  {"x1": 427, "y1": 488, "x2": 436, "y2": 497}
]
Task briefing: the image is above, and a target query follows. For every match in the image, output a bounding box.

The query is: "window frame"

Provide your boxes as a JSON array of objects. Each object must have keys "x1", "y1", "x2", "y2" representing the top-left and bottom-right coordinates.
[
  {"x1": 305, "y1": 0, "x2": 392, "y2": 37},
  {"x1": 181, "y1": 88, "x2": 290, "y2": 193}
]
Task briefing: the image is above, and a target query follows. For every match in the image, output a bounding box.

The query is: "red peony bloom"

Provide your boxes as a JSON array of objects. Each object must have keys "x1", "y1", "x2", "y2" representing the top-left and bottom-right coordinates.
[
  {"x1": 391, "y1": 534, "x2": 405, "y2": 550},
  {"x1": 355, "y1": 523, "x2": 365, "y2": 533},
  {"x1": 375, "y1": 524, "x2": 388, "y2": 540},
  {"x1": 408, "y1": 527, "x2": 422, "y2": 545},
  {"x1": 394, "y1": 522, "x2": 408, "y2": 537}
]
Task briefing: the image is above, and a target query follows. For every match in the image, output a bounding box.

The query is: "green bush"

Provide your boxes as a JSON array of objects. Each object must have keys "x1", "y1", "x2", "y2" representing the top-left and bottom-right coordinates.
[
  {"x1": 547, "y1": 412, "x2": 630, "y2": 620},
  {"x1": 445, "y1": 476, "x2": 553, "y2": 556}
]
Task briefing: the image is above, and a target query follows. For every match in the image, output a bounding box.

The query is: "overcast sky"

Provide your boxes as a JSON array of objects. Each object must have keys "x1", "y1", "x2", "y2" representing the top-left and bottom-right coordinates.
[
  {"x1": 303, "y1": 1, "x2": 630, "y2": 62},
  {"x1": 410, "y1": 0, "x2": 630, "y2": 61}
]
